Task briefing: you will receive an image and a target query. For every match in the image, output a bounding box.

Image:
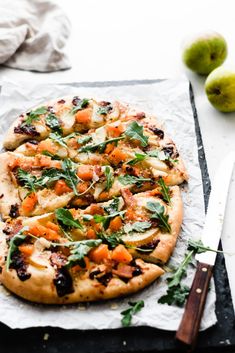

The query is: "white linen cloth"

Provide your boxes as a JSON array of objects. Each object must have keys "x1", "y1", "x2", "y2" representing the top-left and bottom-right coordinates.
[{"x1": 0, "y1": 0, "x2": 71, "y2": 72}]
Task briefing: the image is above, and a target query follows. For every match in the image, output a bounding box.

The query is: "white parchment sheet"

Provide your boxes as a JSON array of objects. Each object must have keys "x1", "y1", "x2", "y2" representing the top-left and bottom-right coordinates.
[{"x1": 0, "y1": 78, "x2": 217, "y2": 330}]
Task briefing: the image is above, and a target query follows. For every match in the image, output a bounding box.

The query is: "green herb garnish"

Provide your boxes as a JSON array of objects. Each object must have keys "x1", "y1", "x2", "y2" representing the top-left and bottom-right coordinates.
[
  {"x1": 22, "y1": 106, "x2": 48, "y2": 126},
  {"x1": 78, "y1": 136, "x2": 125, "y2": 153},
  {"x1": 17, "y1": 168, "x2": 37, "y2": 192},
  {"x1": 145, "y1": 202, "x2": 171, "y2": 233},
  {"x1": 66, "y1": 239, "x2": 101, "y2": 268},
  {"x1": 6, "y1": 228, "x2": 28, "y2": 271},
  {"x1": 123, "y1": 221, "x2": 152, "y2": 233},
  {"x1": 121, "y1": 300, "x2": 145, "y2": 327},
  {"x1": 55, "y1": 208, "x2": 83, "y2": 231},
  {"x1": 158, "y1": 177, "x2": 171, "y2": 204},
  {"x1": 45, "y1": 114, "x2": 62, "y2": 134},
  {"x1": 104, "y1": 166, "x2": 113, "y2": 191},
  {"x1": 71, "y1": 98, "x2": 90, "y2": 114},
  {"x1": 103, "y1": 197, "x2": 120, "y2": 214},
  {"x1": 97, "y1": 232, "x2": 125, "y2": 249},
  {"x1": 96, "y1": 105, "x2": 112, "y2": 115},
  {"x1": 125, "y1": 121, "x2": 148, "y2": 147},
  {"x1": 118, "y1": 175, "x2": 152, "y2": 187},
  {"x1": 77, "y1": 135, "x2": 92, "y2": 145},
  {"x1": 41, "y1": 151, "x2": 61, "y2": 160},
  {"x1": 127, "y1": 153, "x2": 146, "y2": 165}
]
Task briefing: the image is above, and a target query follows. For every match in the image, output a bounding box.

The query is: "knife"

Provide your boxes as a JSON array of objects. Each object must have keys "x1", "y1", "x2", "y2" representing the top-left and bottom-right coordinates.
[{"x1": 175, "y1": 151, "x2": 235, "y2": 349}]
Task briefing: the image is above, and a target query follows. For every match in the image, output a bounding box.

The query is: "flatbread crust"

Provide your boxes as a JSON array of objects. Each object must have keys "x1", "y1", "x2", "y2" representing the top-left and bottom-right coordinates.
[
  {"x1": 0, "y1": 254, "x2": 164, "y2": 304},
  {"x1": 0, "y1": 96, "x2": 187, "y2": 304}
]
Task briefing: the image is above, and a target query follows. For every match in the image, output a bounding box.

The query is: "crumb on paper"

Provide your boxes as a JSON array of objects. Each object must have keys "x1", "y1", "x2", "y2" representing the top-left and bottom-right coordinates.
[
  {"x1": 78, "y1": 304, "x2": 86, "y2": 311},
  {"x1": 110, "y1": 303, "x2": 119, "y2": 310},
  {"x1": 43, "y1": 333, "x2": 49, "y2": 341}
]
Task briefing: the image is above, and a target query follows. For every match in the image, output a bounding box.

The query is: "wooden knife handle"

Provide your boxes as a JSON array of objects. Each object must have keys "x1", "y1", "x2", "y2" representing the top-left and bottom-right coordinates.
[{"x1": 175, "y1": 262, "x2": 213, "y2": 349}]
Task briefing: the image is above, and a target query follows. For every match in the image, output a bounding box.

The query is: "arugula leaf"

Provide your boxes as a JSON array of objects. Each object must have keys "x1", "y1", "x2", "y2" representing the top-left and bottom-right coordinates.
[
  {"x1": 187, "y1": 239, "x2": 213, "y2": 254},
  {"x1": 49, "y1": 132, "x2": 79, "y2": 148},
  {"x1": 147, "y1": 150, "x2": 168, "y2": 160},
  {"x1": 158, "y1": 284, "x2": 190, "y2": 307},
  {"x1": 125, "y1": 121, "x2": 148, "y2": 147},
  {"x1": 145, "y1": 202, "x2": 171, "y2": 233},
  {"x1": 45, "y1": 114, "x2": 62, "y2": 134},
  {"x1": 104, "y1": 166, "x2": 113, "y2": 191},
  {"x1": 71, "y1": 98, "x2": 90, "y2": 114},
  {"x1": 158, "y1": 177, "x2": 171, "y2": 204},
  {"x1": 118, "y1": 175, "x2": 152, "y2": 187},
  {"x1": 97, "y1": 232, "x2": 125, "y2": 249},
  {"x1": 96, "y1": 105, "x2": 112, "y2": 115},
  {"x1": 49, "y1": 132, "x2": 68, "y2": 147},
  {"x1": 167, "y1": 250, "x2": 194, "y2": 288},
  {"x1": 22, "y1": 106, "x2": 48, "y2": 126},
  {"x1": 66, "y1": 239, "x2": 101, "y2": 268},
  {"x1": 6, "y1": 228, "x2": 27, "y2": 271},
  {"x1": 77, "y1": 135, "x2": 92, "y2": 145},
  {"x1": 127, "y1": 153, "x2": 147, "y2": 165},
  {"x1": 121, "y1": 300, "x2": 144, "y2": 327},
  {"x1": 124, "y1": 221, "x2": 152, "y2": 233},
  {"x1": 17, "y1": 168, "x2": 37, "y2": 192},
  {"x1": 103, "y1": 197, "x2": 119, "y2": 214},
  {"x1": 78, "y1": 136, "x2": 125, "y2": 153},
  {"x1": 93, "y1": 210, "x2": 125, "y2": 230},
  {"x1": 55, "y1": 208, "x2": 83, "y2": 231},
  {"x1": 41, "y1": 151, "x2": 61, "y2": 160},
  {"x1": 61, "y1": 159, "x2": 80, "y2": 195}
]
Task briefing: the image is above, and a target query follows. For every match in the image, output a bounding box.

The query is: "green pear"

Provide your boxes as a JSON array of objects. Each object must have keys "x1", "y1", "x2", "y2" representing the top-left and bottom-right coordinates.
[
  {"x1": 205, "y1": 66, "x2": 235, "y2": 112},
  {"x1": 182, "y1": 32, "x2": 227, "y2": 75}
]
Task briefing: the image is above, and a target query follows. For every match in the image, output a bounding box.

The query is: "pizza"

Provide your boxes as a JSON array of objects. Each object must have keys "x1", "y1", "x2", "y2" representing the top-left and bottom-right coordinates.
[{"x1": 0, "y1": 96, "x2": 188, "y2": 304}]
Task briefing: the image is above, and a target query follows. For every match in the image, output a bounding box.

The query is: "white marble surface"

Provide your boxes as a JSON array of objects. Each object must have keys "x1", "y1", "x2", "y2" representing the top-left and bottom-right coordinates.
[{"x1": 0, "y1": 0, "x2": 235, "y2": 309}]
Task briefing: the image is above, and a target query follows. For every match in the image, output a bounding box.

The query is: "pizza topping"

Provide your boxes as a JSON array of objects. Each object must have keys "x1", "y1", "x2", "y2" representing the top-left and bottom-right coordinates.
[
  {"x1": 158, "y1": 177, "x2": 171, "y2": 204},
  {"x1": 125, "y1": 121, "x2": 149, "y2": 147},
  {"x1": 45, "y1": 114, "x2": 62, "y2": 134},
  {"x1": 53, "y1": 267, "x2": 74, "y2": 297},
  {"x1": 23, "y1": 107, "x2": 48, "y2": 126},
  {"x1": 6, "y1": 227, "x2": 27, "y2": 271},
  {"x1": 21, "y1": 193, "x2": 38, "y2": 214},
  {"x1": 10, "y1": 252, "x2": 31, "y2": 281},
  {"x1": 55, "y1": 208, "x2": 83, "y2": 231},
  {"x1": 96, "y1": 104, "x2": 113, "y2": 116},
  {"x1": 14, "y1": 124, "x2": 40, "y2": 136},
  {"x1": 145, "y1": 202, "x2": 171, "y2": 233},
  {"x1": 54, "y1": 180, "x2": 73, "y2": 195},
  {"x1": 9, "y1": 204, "x2": 20, "y2": 218},
  {"x1": 123, "y1": 221, "x2": 152, "y2": 234},
  {"x1": 89, "y1": 244, "x2": 111, "y2": 263},
  {"x1": 104, "y1": 166, "x2": 114, "y2": 190},
  {"x1": 111, "y1": 244, "x2": 133, "y2": 263},
  {"x1": 118, "y1": 175, "x2": 152, "y2": 187},
  {"x1": 149, "y1": 127, "x2": 164, "y2": 139},
  {"x1": 70, "y1": 98, "x2": 89, "y2": 114},
  {"x1": 78, "y1": 136, "x2": 125, "y2": 153}
]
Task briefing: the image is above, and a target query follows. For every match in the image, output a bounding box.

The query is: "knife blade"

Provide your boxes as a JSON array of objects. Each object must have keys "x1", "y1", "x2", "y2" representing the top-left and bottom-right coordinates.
[{"x1": 176, "y1": 151, "x2": 235, "y2": 349}]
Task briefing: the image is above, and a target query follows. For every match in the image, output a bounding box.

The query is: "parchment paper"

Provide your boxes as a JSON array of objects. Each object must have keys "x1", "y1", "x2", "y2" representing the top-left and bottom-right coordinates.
[{"x1": 0, "y1": 78, "x2": 217, "y2": 330}]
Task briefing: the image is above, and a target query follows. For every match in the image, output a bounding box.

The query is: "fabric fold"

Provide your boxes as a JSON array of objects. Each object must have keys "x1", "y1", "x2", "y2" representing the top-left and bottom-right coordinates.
[{"x1": 0, "y1": 0, "x2": 71, "y2": 72}]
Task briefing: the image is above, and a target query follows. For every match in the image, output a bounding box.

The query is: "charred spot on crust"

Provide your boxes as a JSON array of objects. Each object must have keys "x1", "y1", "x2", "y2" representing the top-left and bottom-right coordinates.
[
  {"x1": 54, "y1": 268, "x2": 74, "y2": 297},
  {"x1": 138, "y1": 239, "x2": 160, "y2": 251},
  {"x1": 132, "y1": 266, "x2": 142, "y2": 277},
  {"x1": 72, "y1": 96, "x2": 81, "y2": 106},
  {"x1": 0, "y1": 194, "x2": 4, "y2": 199},
  {"x1": 9, "y1": 204, "x2": 19, "y2": 218},
  {"x1": 14, "y1": 124, "x2": 40, "y2": 137},
  {"x1": 89, "y1": 269, "x2": 113, "y2": 286},
  {"x1": 149, "y1": 127, "x2": 164, "y2": 139},
  {"x1": 162, "y1": 145, "x2": 179, "y2": 158},
  {"x1": 10, "y1": 253, "x2": 31, "y2": 281},
  {"x1": 136, "y1": 112, "x2": 146, "y2": 119}
]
